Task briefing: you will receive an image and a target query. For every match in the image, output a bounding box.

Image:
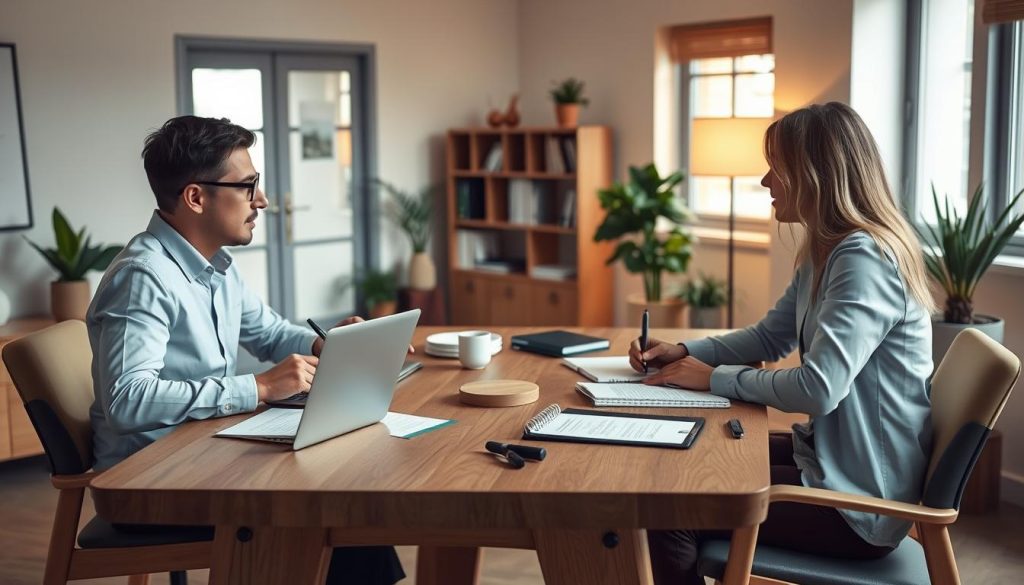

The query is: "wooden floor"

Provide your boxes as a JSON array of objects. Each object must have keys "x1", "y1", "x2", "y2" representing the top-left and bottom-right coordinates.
[{"x1": 1, "y1": 455, "x2": 1021, "y2": 584}]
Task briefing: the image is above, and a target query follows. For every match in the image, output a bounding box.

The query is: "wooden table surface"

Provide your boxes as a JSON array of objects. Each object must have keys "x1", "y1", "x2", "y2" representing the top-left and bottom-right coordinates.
[{"x1": 91, "y1": 327, "x2": 770, "y2": 585}]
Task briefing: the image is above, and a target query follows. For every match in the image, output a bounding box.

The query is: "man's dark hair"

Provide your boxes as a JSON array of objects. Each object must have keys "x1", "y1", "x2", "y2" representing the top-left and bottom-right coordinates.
[{"x1": 142, "y1": 116, "x2": 256, "y2": 212}]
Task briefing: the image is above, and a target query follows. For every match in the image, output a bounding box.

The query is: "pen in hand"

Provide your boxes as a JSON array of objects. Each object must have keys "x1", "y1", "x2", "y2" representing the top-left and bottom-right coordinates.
[
  {"x1": 307, "y1": 318, "x2": 328, "y2": 340},
  {"x1": 640, "y1": 308, "x2": 649, "y2": 373}
]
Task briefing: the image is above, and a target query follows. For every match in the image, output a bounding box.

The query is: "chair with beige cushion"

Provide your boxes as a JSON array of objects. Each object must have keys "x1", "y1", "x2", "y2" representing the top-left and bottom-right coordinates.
[
  {"x1": 698, "y1": 328, "x2": 1021, "y2": 585},
  {"x1": 1, "y1": 320, "x2": 211, "y2": 585}
]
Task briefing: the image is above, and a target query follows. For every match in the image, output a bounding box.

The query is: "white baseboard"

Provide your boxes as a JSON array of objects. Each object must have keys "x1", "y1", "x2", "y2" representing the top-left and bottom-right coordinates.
[{"x1": 1002, "y1": 471, "x2": 1024, "y2": 508}]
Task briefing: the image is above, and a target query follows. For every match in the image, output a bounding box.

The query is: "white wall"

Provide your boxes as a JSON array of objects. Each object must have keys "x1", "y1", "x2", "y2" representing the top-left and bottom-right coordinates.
[
  {"x1": 0, "y1": 0, "x2": 519, "y2": 317},
  {"x1": 516, "y1": 0, "x2": 854, "y2": 326}
]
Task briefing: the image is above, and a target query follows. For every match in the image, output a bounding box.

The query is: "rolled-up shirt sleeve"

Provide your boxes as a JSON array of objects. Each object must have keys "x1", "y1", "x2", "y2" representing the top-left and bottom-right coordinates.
[
  {"x1": 704, "y1": 241, "x2": 906, "y2": 415},
  {"x1": 237, "y1": 277, "x2": 317, "y2": 363},
  {"x1": 685, "y1": 269, "x2": 800, "y2": 366},
  {"x1": 92, "y1": 262, "x2": 258, "y2": 434}
]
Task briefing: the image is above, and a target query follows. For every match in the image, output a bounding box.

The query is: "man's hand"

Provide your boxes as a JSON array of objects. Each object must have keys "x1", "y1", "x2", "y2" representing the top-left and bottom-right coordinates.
[
  {"x1": 254, "y1": 354, "x2": 319, "y2": 402},
  {"x1": 642, "y1": 356, "x2": 714, "y2": 391},
  {"x1": 312, "y1": 315, "x2": 415, "y2": 357},
  {"x1": 628, "y1": 338, "x2": 688, "y2": 373}
]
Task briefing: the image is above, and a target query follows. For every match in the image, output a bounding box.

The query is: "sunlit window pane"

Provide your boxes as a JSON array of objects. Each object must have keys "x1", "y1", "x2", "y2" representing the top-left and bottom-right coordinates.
[
  {"x1": 288, "y1": 71, "x2": 350, "y2": 127},
  {"x1": 735, "y1": 73, "x2": 774, "y2": 117},
  {"x1": 192, "y1": 68, "x2": 263, "y2": 129},
  {"x1": 692, "y1": 76, "x2": 733, "y2": 117},
  {"x1": 339, "y1": 93, "x2": 351, "y2": 127},
  {"x1": 915, "y1": 0, "x2": 972, "y2": 223},
  {"x1": 734, "y1": 54, "x2": 775, "y2": 73},
  {"x1": 1010, "y1": 22, "x2": 1024, "y2": 235},
  {"x1": 733, "y1": 176, "x2": 772, "y2": 219},
  {"x1": 691, "y1": 176, "x2": 732, "y2": 216},
  {"x1": 690, "y1": 57, "x2": 733, "y2": 74}
]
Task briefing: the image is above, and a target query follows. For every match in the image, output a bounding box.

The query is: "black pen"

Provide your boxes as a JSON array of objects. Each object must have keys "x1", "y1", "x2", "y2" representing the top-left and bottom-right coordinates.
[
  {"x1": 307, "y1": 318, "x2": 328, "y2": 340},
  {"x1": 640, "y1": 308, "x2": 649, "y2": 373}
]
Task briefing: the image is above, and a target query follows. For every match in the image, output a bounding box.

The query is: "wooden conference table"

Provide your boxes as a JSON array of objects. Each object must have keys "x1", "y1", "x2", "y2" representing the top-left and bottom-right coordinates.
[{"x1": 91, "y1": 327, "x2": 770, "y2": 585}]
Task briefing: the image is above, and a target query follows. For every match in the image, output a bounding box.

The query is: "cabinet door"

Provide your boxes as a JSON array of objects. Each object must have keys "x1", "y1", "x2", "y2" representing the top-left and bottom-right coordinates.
[
  {"x1": 531, "y1": 284, "x2": 579, "y2": 326},
  {"x1": 488, "y1": 280, "x2": 533, "y2": 326},
  {"x1": 451, "y1": 273, "x2": 490, "y2": 326}
]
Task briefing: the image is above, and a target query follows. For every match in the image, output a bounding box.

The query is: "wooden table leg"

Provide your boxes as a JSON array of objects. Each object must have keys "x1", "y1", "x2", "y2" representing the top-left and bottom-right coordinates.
[
  {"x1": 722, "y1": 524, "x2": 759, "y2": 585},
  {"x1": 416, "y1": 546, "x2": 482, "y2": 585},
  {"x1": 534, "y1": 529, "x2": 653, "y2": 585},
  {"x1": 209, "y1": 525, "x2": 331, "y2": 585}
]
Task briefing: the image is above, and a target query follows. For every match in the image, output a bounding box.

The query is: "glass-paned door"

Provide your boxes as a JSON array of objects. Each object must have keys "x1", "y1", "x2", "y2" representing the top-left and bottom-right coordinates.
[{"x1": 181, "y1": 46, "x2": 368, "y2": 368}]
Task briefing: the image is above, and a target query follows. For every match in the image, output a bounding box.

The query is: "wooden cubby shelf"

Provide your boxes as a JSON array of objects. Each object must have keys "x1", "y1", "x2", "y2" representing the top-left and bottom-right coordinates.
[{"x1": 446, "y1": 126, "x2": 614, "y2": 326}]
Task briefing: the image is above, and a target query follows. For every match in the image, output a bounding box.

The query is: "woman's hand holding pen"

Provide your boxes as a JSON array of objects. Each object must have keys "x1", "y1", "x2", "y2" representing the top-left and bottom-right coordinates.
[
  {"x1": 642, "y1": 356, "x2": 714, "y2": 391},
  {"x1": 628, "y1": 338, "x2": 688, "y2": 371}
]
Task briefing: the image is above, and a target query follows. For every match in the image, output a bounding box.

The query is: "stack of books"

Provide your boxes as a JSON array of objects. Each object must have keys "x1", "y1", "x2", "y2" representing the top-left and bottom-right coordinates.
[
  {"x1": 531, "y1": 264, "x2": 576, "y2": 281},
  {"x1": 544, "y1": 136, "x2": 577, "y2": 174},
  {"x1": 508, "y1": 180, "x2": 556, "y2": 224}
]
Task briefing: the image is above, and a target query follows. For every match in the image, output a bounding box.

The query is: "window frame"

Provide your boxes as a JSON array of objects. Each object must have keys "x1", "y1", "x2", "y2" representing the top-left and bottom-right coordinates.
[{"x1": 989, "y1": 20, "x2": 1024, "y2": 256}]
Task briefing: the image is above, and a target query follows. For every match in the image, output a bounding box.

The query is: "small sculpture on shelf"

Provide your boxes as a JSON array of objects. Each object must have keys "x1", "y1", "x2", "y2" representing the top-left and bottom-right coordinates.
[{"x1": 486, "y1": 94, "x2": 520, "y2": 128}]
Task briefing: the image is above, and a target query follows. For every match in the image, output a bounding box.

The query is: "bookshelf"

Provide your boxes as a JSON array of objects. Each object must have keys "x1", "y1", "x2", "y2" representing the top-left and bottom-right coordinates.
[{"x1": 446, "y1": 126, "x2": 614, "y2": 326}]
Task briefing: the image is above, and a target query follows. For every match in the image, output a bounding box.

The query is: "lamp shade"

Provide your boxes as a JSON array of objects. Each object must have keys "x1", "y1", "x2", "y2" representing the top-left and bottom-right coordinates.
[{"x1": 690, "y1": 117, "x2": 771, "y2": 176}]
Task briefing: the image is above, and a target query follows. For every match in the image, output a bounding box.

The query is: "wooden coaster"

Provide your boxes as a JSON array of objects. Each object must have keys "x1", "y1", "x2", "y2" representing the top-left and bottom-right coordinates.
[{"x1": 459, "y1": 379, "x2": 539, "y2": 407}]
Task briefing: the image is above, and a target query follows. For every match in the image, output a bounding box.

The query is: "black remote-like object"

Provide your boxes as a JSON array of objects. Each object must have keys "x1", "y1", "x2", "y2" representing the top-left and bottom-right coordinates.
[{"x1": 727, "y1": 418, "x2": 744, "y2": 439}]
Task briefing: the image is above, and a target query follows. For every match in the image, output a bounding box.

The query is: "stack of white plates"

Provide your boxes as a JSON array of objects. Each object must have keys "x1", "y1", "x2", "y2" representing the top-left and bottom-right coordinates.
[{"x1": 425, "y1": 331, "x2": 503, "y2": 358}]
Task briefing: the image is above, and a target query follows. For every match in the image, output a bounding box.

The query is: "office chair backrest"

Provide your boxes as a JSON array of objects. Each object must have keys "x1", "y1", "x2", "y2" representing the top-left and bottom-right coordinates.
[
  {"x1": 2, "y1": 320, "x2": 94, "y2": 475},
  {"x1": 922, "y1": 328, "x2": 1020, "y2": 510}
]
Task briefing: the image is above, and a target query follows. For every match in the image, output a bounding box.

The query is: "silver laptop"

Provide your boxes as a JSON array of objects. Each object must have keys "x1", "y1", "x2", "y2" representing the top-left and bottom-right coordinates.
[{"x1": 216, "y1": 309, "x2": 421, "y2": 450}]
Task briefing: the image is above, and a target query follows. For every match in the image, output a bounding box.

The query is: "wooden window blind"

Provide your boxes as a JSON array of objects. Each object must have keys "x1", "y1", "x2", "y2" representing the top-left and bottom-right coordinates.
[
  {"x1": 668, "y1": 17, "x2": 773, "y2": 62},
  {"x1": 984, "y1": 0, "x2": 1024, "y2": 23}
]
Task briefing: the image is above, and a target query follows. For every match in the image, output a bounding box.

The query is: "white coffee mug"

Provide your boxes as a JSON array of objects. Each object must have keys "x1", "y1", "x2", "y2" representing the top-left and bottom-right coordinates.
[{"x1": 458, "y1": 331, "x2": 492, "y2": 370}]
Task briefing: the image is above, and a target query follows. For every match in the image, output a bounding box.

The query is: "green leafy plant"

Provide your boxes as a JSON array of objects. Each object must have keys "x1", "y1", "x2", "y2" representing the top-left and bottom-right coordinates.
[
  {"x1": 679, "y1": 273, "x2": 728, "y2": 308},
  {"x1": 549, "y1": 77, "x2": 590, "y2": 106},
  {"x1": 915, "y1": 184, "x2": 1024, "y2": 324},
  {"x1": 25, "y1": 207, "x2": 122, "y2": 282},
  {"x1": 594, "y1": 163, "x2": 693, "y2": 302},
  {"x1": 357, "y1": 268, "x2": 398, "y2": 311},
  {"x1": 375, "y1": 179, "x2": 434, "y2": 253}
]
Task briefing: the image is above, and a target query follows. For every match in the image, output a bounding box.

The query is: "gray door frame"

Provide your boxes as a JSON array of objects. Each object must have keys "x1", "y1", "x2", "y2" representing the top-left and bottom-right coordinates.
[{"x1": 174, "y1": 36, "x2": 379, "y2": 321}]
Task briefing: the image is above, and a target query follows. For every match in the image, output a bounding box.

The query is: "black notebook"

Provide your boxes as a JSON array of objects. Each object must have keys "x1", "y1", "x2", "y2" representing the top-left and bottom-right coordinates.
[
  {"x1": 510, "y1": 330, "x2": 610, "y2": 357},
  {"x1": 521, "y1": 404, "x2": 704, "y2": 449}
]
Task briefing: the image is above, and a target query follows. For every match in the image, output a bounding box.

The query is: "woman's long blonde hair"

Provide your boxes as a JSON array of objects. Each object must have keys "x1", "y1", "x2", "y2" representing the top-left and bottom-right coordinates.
[{"x1": 764, "y1": 102, "x2": 936, "y2": 313}]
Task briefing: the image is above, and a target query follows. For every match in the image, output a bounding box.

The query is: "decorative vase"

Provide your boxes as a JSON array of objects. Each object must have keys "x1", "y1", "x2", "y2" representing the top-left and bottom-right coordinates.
[
  {"x1": 932, "y1": 315, "x2": 1004, "y2": 367},
  {"x1": 690, "y1": 306, "x2": 726, "y2": 329},
  {"x1": 51, "y1": 280, "x2": 91, "y2": 322},
  {"x1": 627, "y1": 293, "x2": 686, "y2": 328},
  {"x1": 409, "y1": 252, "x2": 437, "y2": 291},
  {"x1": 502, "y1": 95, "x2": 520, "y2": 128},
  {"x1": 369, "y1": 300, "x2": 398, "y2": 319},
  {"x1": 0, "y1": 287, "x2": 10, "y2": 326},
  {"x1": 555, "y1": 103, "x2": 580, "y2": 128}
]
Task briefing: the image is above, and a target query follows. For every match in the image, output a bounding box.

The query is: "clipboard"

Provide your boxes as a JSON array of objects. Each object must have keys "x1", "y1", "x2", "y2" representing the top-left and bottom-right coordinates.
[{"x1": 521, "y1": 404, "x2": 705, "y2": 449}]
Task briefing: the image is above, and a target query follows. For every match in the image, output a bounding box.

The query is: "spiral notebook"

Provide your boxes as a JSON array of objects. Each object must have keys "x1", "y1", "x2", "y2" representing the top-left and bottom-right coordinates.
[
  {"x1": 521, "y1": 404, "x2": 704, "y2": 449},
  {"x1": 575, "y1": 382, "x2": 731, "y2": 408}
]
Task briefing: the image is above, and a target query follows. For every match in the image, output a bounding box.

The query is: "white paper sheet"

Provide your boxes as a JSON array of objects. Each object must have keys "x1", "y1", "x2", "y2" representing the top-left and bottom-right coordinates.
[{"x1": 536, "y1": 412, "x2": 695, "y2": 445}]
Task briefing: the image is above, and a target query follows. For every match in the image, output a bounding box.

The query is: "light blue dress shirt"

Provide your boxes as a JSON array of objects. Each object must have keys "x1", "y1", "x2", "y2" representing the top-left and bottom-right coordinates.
[
  {"x1": 684, "y1": 231, "x2": 933, "y2": 547},
  {"x1": 87, "y1": 212, "x2": 317, "y2": 471}
]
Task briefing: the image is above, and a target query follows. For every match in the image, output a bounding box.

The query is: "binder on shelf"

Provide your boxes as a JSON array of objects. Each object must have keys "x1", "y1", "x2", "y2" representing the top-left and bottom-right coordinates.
[
  {"x1": 561, "y1": 138, "x2": 577, "y2": 173},
  {"x1": 545, "y1": 136, "x2": 565, "y2": 174},
  {"x1": 522, "y1": 404, "x2": 705, "y2": 449}
]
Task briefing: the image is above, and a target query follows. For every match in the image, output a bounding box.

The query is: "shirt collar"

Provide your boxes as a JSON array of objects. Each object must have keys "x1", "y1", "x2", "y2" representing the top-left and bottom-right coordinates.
[{"x1": 146, "y1": 211, "x2": 233, "y2": 282}]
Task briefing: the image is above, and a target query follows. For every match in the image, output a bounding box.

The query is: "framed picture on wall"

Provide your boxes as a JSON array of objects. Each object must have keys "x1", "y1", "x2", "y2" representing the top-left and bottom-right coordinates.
[{"x1": 0, "y1": 42, "x2": 33, "y2": 231}]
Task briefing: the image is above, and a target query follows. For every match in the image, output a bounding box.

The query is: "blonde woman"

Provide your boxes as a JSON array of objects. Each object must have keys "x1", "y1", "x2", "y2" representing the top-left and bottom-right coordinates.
[{"x1": 634, "y1": 102, "x2": 935, "y2": 584}]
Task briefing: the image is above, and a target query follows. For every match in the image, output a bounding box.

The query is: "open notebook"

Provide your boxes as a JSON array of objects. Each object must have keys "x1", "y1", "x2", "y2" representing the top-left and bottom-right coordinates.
[
  {"x1": 575, "y1": 382, "x2": 731, "y2": 408},
  {"x1": 562, "y1": 356, "x2": 655, "y2": 382}
]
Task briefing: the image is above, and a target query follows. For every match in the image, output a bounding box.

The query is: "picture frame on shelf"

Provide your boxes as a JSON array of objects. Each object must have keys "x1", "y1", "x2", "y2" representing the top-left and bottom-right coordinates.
[{"x1": 0, "y1": 43, "x2": 33, "y2": 232}]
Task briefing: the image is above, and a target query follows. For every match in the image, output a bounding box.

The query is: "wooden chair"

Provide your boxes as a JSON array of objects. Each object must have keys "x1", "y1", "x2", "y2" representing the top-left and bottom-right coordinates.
[
  {"x1": 697, "y1": 328, "x2": 1021, "y2": 585},
  {"x1": 1, "y1": 320, "x2": 212, "y2": 585}
]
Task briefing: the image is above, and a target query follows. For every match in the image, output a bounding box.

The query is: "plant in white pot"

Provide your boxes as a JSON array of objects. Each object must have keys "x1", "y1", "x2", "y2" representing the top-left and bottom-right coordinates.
[
  {"x1": 680, "y1": 273, "x2": 728, "y2": 329},
  {"x1": 25, "y1": 207, "x2": 122, "y2": 322},
  {"x1": 594, "y1": 163, "x2": 694, "y2": 327},
  {"x1": 376, "y1": 179, "x2": 436, "y2": 291},
  {"x1": 915, "y1": 185, "x2": 1024, "y2": 364}
]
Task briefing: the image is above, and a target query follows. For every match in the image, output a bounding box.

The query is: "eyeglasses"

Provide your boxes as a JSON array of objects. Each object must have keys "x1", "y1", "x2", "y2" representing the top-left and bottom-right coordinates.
[{"x1": 191, "y1": 172, "x2": 260, "y2": 201}]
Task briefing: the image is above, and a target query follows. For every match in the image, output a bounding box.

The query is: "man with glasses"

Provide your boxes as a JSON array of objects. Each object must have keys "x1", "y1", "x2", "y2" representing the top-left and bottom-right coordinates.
[{"x1": 86, "y1": 115, "x2": 404, "y2": 584}]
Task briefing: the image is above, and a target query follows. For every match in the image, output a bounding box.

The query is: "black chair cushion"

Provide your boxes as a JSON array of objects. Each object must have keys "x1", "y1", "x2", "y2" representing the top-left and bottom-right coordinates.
[
  {"x1": 697, "y1": 537, "x2": 929, "y2": 585},
  {"x1": 77, "y1": 517, "x2": 214, "y2": 549}
]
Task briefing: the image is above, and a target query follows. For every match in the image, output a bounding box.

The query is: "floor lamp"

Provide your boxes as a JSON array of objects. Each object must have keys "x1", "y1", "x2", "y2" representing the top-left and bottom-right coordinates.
[{"x1": 690, "y1": 117, "x2": 771, "y2": 328}]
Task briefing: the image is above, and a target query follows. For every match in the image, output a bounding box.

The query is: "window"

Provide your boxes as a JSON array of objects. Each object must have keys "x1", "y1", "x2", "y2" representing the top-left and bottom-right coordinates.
[
  {"x1": 993, "y1": 19, "x2": 1024, "y2": 248},
  {"x1": 905, "y1": 0, "x2": 974, "y2": 224},
  {"x1": 687, "y1": 54, "x2": 775, "y2": 219}
]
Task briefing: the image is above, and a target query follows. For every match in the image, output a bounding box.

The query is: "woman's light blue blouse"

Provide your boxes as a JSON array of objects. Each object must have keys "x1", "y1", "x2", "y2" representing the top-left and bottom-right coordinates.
[{"x1": 684, "y1": 231, "x2": 933, "y2": 547}]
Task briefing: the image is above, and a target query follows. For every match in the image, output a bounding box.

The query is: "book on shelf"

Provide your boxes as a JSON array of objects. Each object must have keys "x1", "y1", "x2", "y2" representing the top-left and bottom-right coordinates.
[
  {"x1": 456, "y1": 180, "x2": 485, "y2": 220},
  {"x1": 508, "y1": 180, "x2": 556, "y2": 225},
  {"x1": 475, "y1": 259, "x2": 525, "y2": 274},
  {"x1": 558, "y1": 189, "x2": 576, "y2": 227},
  {"x1": 456, "y1": 230, "x2": 499, "y2": 269},
  {"x1": 545, "y1": 136, "x2": 565, "y2": 174},
  {"x1": 531, "y1": 264, "x2": 577, "y2": 281},
  {"x1": 561, "y1": 138, "x2": 577, "y2": 173},
  {"x1": 483, "y1": 143, "x2": 503, "y2": 172}
]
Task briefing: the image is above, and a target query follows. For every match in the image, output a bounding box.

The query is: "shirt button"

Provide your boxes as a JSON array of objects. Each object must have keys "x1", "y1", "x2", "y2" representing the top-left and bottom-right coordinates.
[
  {"x1": 205, "y1": 266, "x2": 214, "y2": 273},
  {"x1": 224, "y1": 403, "x2": 234, "y2": 412}
]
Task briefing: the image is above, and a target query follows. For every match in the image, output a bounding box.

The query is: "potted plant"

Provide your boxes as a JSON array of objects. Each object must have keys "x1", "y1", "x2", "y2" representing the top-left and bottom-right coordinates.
[
  {"x1": 915, "y1": 184, "x2": 1024, "y2": 364},
  {"x1": 550, "y1": 77, "x2": 589, "y2": 128},
  {"x1": 594, "y1": 163, "x2": 693, "y2": 327},
  {"x1": 680, "y1": 273, "x2": 728, "y2": 329},
  {"x1": 359, "y1": 268, "x2": 399, "y2": 319},
  {"x1": 376, "y1": 179, "x2": 436, "y2": 291},
  {"x1": 25, "y1": 208, "x2": 122, "y2": 322}
]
